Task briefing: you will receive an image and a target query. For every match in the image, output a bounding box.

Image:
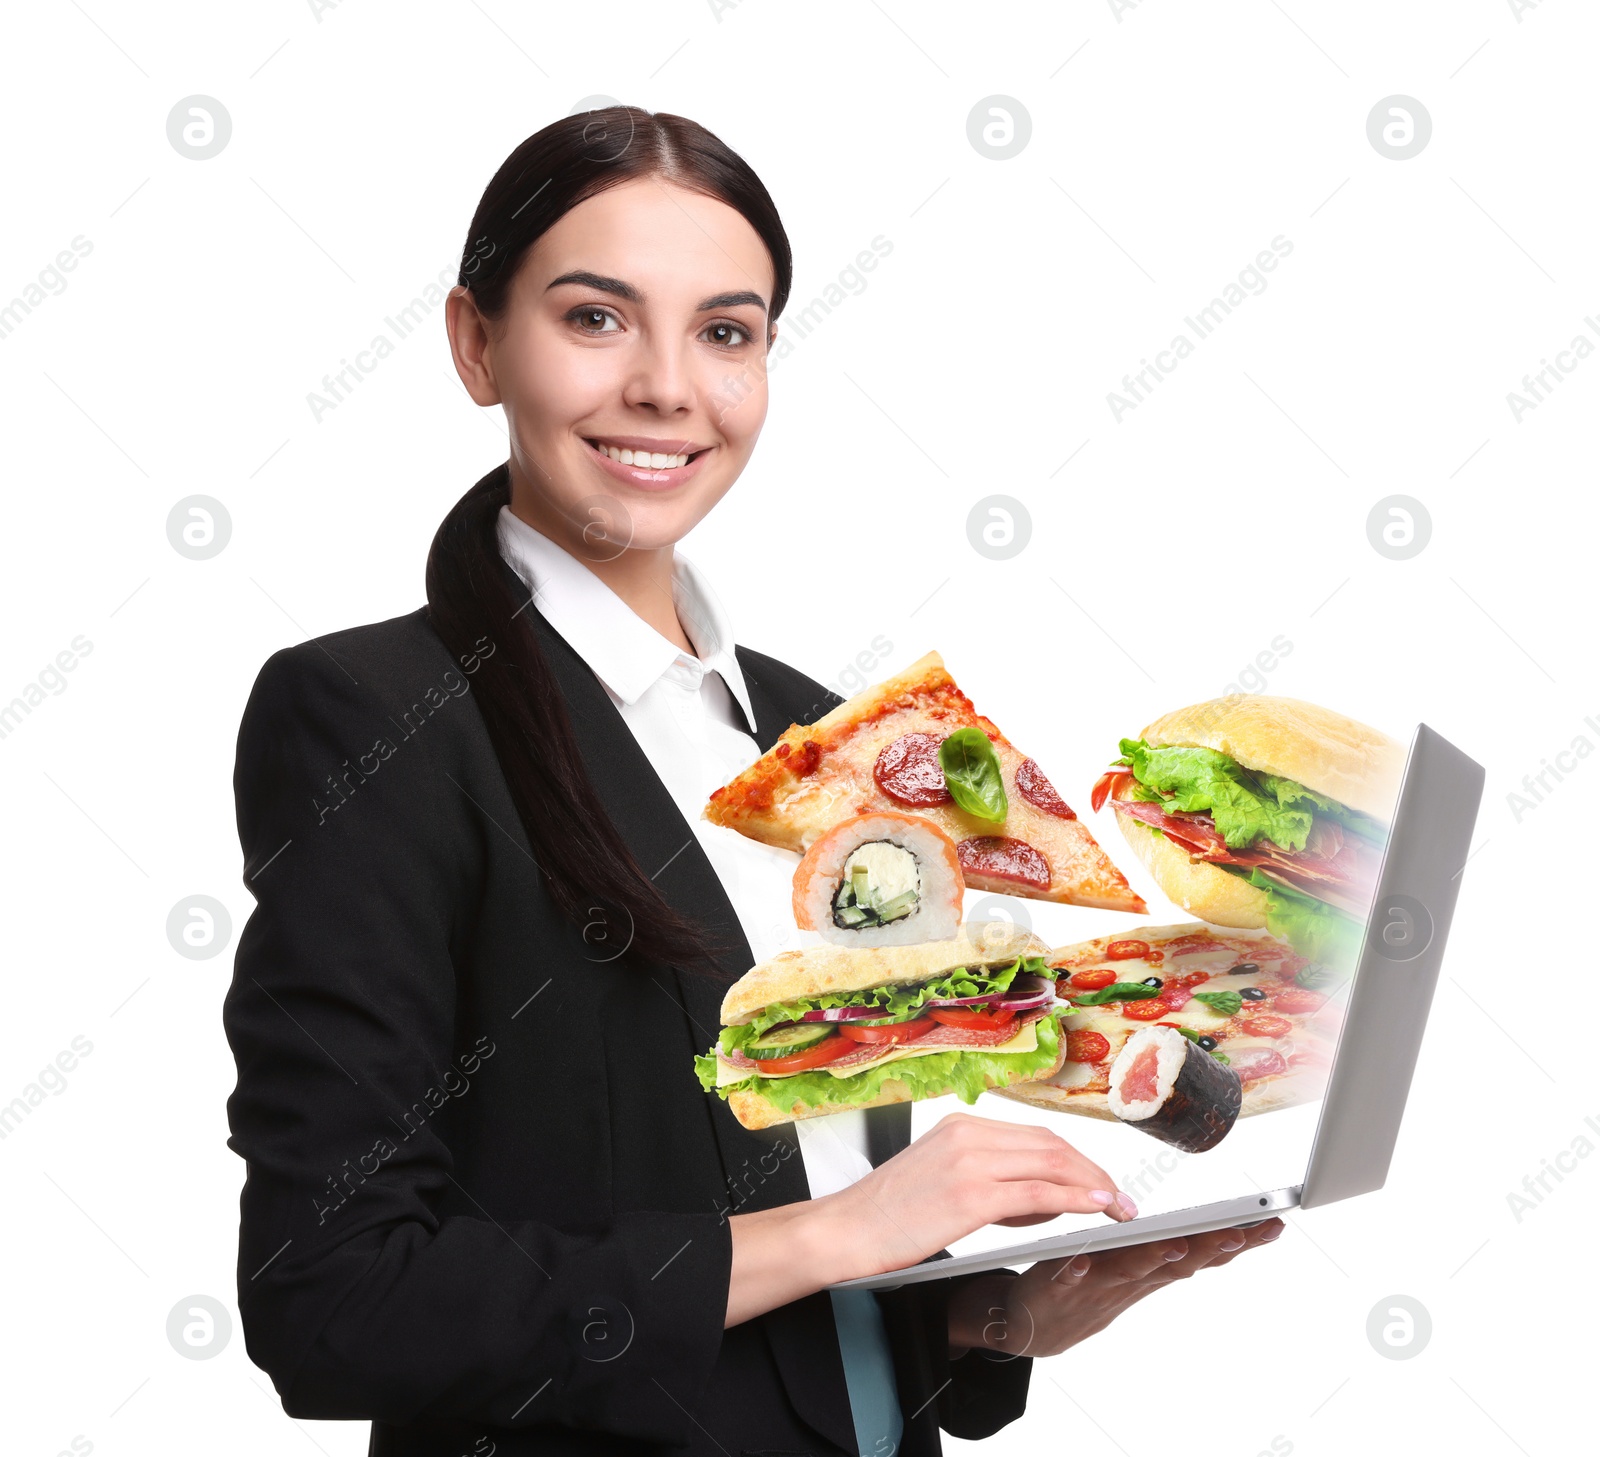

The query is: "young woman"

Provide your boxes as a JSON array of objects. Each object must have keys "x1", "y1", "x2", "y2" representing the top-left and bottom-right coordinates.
[{"x1": 223, "y1": 107, "x2": 1282, "y2": 1457}]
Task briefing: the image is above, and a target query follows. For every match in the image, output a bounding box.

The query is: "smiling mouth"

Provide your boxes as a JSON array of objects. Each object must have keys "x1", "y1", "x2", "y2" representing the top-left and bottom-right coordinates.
[{"x1": 585, "y1": 438, "x2": 709, "y2": 470}]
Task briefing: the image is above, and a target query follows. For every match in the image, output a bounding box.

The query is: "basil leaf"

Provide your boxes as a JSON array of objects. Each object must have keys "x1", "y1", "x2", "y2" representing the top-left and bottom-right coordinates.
[
  {"x1": 1192, "y1": 991, "x2": 1243, "y2": 1017},
  {"x1": 1175, "y1": 1026, "x2": 1201, "y2": 1042},
  {"x1": 1069, "y1": 982, "x2": 1161, "y2": 1007},
  {"x1": 939, "y1": 727, "x2": 1008, "y2": 823},
  {"x1": 1296, "y1": 962, "x2": 1348, "y2": 990},
  {"x1": 1213, "y1": 1052, "x2": 1231, "y2": 1065}
]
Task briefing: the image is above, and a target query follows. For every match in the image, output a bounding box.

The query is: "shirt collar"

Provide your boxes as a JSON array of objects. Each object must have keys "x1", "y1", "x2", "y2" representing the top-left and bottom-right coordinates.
[{"x1": 496, "y1": 505, "x2": 758, "y2": 733}]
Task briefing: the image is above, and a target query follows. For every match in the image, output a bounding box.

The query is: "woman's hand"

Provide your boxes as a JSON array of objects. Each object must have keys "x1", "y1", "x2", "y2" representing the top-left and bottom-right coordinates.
[
  {"x1": 944, "y1": 1218, "x2": 1285, "y2": 1359},
  {"x1": 727, "y1": 1111, "x2": 1135, "y2": 1327}
]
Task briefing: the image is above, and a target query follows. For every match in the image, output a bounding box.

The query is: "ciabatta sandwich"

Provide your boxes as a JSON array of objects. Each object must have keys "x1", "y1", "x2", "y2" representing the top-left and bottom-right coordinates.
[
  {"x1": 1090, "y1": 696, "x2": 1405, "y2": 966},
  {"x1": 694, "y1": 924, "x2": 1066, "y2": 1130}
]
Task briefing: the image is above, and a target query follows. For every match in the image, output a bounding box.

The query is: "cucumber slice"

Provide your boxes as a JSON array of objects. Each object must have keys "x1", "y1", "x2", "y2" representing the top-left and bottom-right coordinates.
[
  {"x1": 873, "y1": 889, "x2": 919, "y2": 923},
  {"x1": 745, "y1": 1023, "x2": 835, "y2": 1059}
]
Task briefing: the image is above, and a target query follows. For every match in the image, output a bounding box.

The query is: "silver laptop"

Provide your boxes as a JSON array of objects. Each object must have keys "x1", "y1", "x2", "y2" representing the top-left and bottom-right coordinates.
[{"x1": 831, "y1": 723, "x2": 1485, "y2": 1291}]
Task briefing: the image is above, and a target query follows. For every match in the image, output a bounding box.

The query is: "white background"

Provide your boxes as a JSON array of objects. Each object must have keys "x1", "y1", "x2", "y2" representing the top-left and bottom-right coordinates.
[{"x1": 1, "y1": 1, "x2": 1593, "y2": 1454}]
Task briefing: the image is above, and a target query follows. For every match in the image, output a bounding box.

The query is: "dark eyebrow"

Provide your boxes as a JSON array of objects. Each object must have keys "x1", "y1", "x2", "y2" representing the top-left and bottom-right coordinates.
[
  {"x1": 695, "y1": 289, "x2": 768, "y2": 314},
  {"x1": 545, "y1": 271, "x2": 767, "y2": 316},
  {"x1": 546, "y1": 270, "x2": 640, "y2": 302}
]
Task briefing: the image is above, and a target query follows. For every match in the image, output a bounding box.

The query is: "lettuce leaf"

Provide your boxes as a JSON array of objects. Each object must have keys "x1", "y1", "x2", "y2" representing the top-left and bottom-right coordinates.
[
  {"x1": 696, "y1": 1015, "x2": 1061, "y2": 1115},
  {"x1": 1117, "y1": 738, "x2": 1316, "y2": 850},
  {"x1": 1246, "y1": 869, "x2": 1363, "y2": 967},
  {"x1": 719, "y1": 954, "x2": 1048, "y2": 1048}
]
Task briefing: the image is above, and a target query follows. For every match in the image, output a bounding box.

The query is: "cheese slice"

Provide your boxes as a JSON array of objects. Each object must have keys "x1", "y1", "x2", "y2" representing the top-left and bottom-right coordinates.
[{"x1": 714, "y1": 1018, "x2": 1040, "y2": 1088}]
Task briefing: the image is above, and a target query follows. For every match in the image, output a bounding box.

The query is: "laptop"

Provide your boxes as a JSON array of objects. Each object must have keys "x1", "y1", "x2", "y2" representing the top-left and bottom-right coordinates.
[{"x1": 829, "y1": 723, "x2": 1485, "y2": 1292}]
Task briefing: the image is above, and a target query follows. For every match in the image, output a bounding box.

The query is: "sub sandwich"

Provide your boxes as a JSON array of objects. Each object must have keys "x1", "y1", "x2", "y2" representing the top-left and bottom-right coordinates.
[
  {"x1": 1091, "y1": 696, "x2": 1405, "y2": 966},
  {"x1": 694, "y1": 924, "x2": 1066, "y2": 1130}
]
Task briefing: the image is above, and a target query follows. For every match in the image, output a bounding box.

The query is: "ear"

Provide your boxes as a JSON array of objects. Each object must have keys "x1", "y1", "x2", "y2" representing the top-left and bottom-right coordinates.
[{"x1": 446, "y1": 286, "x2": 504, "y2": 407}]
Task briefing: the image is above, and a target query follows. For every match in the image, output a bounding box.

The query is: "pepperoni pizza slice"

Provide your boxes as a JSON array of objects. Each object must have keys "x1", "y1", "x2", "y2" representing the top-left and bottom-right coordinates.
[
  {"x1": 704, "y1": 651, "x2": 1145, "y2": 911},
  {"x1": 991, "y1": 922, "x2": 1344, "y2": 1122}
]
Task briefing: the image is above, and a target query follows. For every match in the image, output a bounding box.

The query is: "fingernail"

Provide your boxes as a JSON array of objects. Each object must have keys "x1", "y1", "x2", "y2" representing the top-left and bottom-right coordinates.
[
  {"x1": 1069, "y1": 1255, "x2": 1092, "y2": 1277},
  {"x1": 1260, "y1": 1224, "x2": 1284, "y2": 1241},
  {"x1": 1220, "y1": 1236, "x2": 1245, "y2": 1252},
  {"x1": 1114, "y1": 1192, "x2": 1138, "y2": 1220},
  {"x1": 1089, "y1": 1189, "x2": 1114, "y2": 1207},
  {"x1": 1163, "y1": 1245, "x2": 1187, "y2": 1262}
]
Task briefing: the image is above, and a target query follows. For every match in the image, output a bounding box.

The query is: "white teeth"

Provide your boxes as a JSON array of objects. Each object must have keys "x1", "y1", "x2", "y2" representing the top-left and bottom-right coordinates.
[{"x1": 598, "y1": 442, "x2": 689, "y2": 469}]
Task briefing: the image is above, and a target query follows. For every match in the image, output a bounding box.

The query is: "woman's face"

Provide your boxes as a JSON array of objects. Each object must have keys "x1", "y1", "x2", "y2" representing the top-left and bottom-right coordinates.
[{"x1": 450, "y1": 176, "x2": 777, "y2": 554}]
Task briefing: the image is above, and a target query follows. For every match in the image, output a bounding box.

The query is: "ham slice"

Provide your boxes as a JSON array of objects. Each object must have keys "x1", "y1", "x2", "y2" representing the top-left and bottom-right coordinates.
[{"x1": 1110, "y1": 795, "x2": 1381, "y2": 908}]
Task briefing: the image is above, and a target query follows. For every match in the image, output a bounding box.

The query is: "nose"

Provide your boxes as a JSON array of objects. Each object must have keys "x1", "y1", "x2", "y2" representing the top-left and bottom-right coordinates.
[{"x1": 622, "y1": 332, "x2": 695, "y2": 417}]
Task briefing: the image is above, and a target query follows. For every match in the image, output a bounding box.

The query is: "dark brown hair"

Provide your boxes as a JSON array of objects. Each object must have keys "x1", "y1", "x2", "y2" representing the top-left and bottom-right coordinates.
[{"x1": 426, "y1": 107, "x2": 791, "y2": 971}]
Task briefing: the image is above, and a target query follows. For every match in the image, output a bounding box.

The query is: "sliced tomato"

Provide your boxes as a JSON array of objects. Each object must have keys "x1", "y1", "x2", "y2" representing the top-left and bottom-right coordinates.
[
  {"x1": 748, "y1": 1035, "x2": 856, "y2": 1074},
  {"x1": 1122, "y1": 998, "x2": 1171, "y2": 1021},
  {"x1": 1271, "y1": 988, "x2": 1326, "y2": 1015},
  {"x1": 1238, "y1": 1014, "x2": 1293, "y2": 1039},
  {"x1": 1069, "y1": 967, "x2": 1118, "y2": 990},
  {"x1": 1178, "y1": 970, "x2": 1213, "y2": 988},
  {"x1": 1063, "y1": 1030, "x2": 1111, "y2": 1063},
  {"x1": 838, "y1": 1017, "x2": 936, "y2": 1044},
  {"x1": 1106, "y1": 939, "x2": 1151, "y2": 961},
  {"x1": 927, "y1": 1005, "x2": 1017, "y2": 1032}
]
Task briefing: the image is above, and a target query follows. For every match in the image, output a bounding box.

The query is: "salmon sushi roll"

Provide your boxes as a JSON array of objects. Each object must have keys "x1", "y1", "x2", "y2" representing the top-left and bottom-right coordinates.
[{"x1": 792, "y1": 812, "x2": 964, "y2": 947}]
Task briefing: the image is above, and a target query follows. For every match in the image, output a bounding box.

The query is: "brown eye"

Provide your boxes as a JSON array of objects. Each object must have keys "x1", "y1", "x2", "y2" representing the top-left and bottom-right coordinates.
[
  {"x1": 570, "y1": 307, "x2": 621, "y2": 334},
  {"x1": 704, "y1": 321, "x2": 749, "y2": 348}
]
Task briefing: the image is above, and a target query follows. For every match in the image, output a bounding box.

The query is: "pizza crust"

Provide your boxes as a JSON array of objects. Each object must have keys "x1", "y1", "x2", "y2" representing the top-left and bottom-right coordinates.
[{"x1": 991, "y1": 1066, "x2": 1318, "y2": 1121}]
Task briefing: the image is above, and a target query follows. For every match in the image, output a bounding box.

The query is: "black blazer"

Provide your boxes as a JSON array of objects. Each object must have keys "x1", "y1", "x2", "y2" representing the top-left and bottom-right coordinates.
[{"x1": 223, "y1": 573, "x2": 1033, "y2": 1455}]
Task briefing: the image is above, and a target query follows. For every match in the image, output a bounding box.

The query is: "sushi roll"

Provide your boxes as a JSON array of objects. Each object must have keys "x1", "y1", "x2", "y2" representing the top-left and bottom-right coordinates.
[
  {"x1": 1106, "y1": 1024, "x2": 1242, "y2": 1153},
  {"x1": 792, "y1": 812, "x2": 964, "y2": 947}
]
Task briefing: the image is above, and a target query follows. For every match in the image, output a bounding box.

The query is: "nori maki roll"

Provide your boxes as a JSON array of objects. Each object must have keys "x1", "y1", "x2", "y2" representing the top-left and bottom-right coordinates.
[{"x1": 1106, "y1": 1024, "x2": 1242, "y2": 1152}]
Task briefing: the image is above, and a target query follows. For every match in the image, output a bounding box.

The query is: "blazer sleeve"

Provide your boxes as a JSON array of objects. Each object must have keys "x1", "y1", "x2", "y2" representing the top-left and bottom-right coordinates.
[
  {"x1": 915, "y1": 1273, "x2": 1033, "y2": 1439},
  {"x1": 223, "y1": 645, "x2": 732, "y2": 1443}
]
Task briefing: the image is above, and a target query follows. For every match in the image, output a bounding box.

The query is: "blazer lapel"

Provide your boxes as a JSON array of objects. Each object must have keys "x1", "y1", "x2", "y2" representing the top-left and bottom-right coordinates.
[{"x1": 516, "y1": 576, "x2": 860, "y2": 1456}]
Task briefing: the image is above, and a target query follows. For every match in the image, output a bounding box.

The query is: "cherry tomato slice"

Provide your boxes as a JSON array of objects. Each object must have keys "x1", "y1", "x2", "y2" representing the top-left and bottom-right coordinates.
[
  {"x1": 838, "y1": 1017, "x2": 936, "y2": 1044},
  {"x1": 1271, "y1": 988, "x2": 1326, "y2": 1015},
  {"x1": 1122, "y1": 998, "x2": 1171, "y2": 1021},
  {"x1": 1179, "y1": 971, "x2": 1213, "y2": 988},
  {"x1": 926, "y1": 1006, "x2": 1018, "y2": 1032},
  {"x1": 747, "y1": 1035, "x2": 856, "y2": 1074},
  {"x1": 1063, "y1": 1030, "x2": 1111, "y2": 1063},
  {"x1": 1238, "y1": 1014, "x2": 1293, "y2": 1039},
  {"x1": 1070, "y1": 967, "x2": 1119, "y2": 990},
  {"x1": 1106, "y1": 939, "x2": 1151, "y2": 961}
]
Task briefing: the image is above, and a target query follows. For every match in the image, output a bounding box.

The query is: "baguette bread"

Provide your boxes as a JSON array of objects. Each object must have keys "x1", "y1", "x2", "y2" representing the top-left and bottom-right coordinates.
[
  {"x1": 719, "y1": 921, "x2": 1048, "y2": 1024},
  {"x1": 716, "y1": 921, "x2": 1059, "y2": 1129}
]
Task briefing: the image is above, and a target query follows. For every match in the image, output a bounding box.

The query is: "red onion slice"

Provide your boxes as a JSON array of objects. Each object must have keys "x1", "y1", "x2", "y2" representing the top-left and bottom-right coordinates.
[
  {"x1": 926, "y1": 974, "x2": 1053, "y2": 1011},
  {"x1": 787, "y1": 974, "x2": 1053, "y2": 1025}
]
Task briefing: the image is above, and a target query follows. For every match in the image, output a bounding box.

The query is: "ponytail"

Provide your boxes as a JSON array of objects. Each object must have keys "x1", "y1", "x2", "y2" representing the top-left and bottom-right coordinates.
[{"x1": 425, "y1": 468, "x2": 722, "y2": 970}]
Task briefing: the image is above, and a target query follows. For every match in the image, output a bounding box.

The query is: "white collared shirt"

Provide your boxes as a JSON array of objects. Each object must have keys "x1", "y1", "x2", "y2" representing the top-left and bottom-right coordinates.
[
  {"x1": 495, "y1": 507, "x2": 876, "y2": 1183},
  {"x1": 497, "y1": 509, "x2": 905, "y2": 1450}
]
